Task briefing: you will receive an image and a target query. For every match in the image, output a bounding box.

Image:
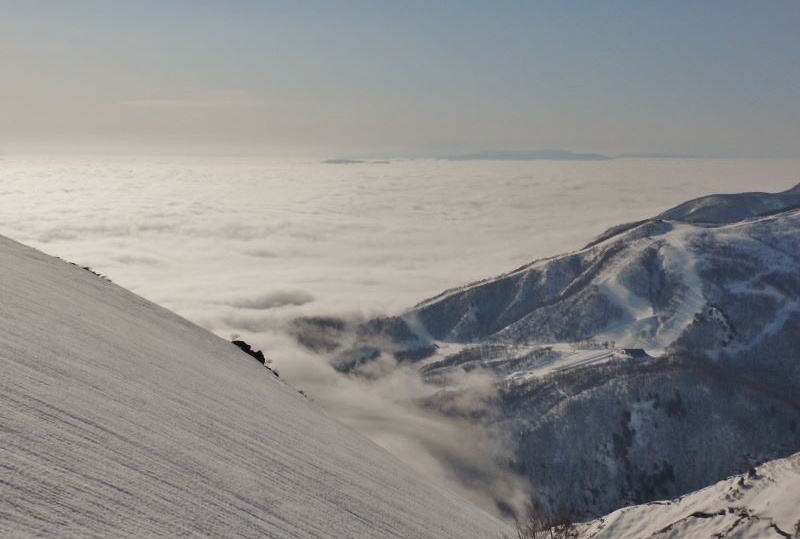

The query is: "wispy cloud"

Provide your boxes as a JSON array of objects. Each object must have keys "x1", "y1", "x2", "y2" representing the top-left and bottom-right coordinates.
[
  {"x1": 122, "y1": 99, "x2": 216, "y2": 110},
  {"x1": 230, "y1": 290, "x2": 314, "y2": 310},
  {"x1": 121, "y1": 91, "x2": 266, "y2": 111}
]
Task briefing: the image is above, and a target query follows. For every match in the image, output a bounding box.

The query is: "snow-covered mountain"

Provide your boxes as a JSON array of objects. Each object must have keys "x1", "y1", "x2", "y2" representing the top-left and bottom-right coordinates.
[
  {"x1": 654, "y1": 183, "x2": 800, "y2": 224},
  {"x1": 359, "y1": 183, "x2": 800, "y2": 362},
  {"x1": 577, "y1": 451, "x2": 800, "y2": 538},
  {"x1": 0, "y1": 235, "x2": 506, "y2": 538},
  {"x1": 302, "y1": 184, "x2": 800, "y2": 518}
]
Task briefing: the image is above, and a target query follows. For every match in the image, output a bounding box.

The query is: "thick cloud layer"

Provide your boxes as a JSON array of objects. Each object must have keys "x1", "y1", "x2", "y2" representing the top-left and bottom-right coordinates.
[{"x1": 1, "y1": 155, "x2": 797, "y2": 514}]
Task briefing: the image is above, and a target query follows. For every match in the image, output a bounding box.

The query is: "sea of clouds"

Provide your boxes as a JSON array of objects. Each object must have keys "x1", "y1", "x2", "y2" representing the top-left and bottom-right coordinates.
[{"x1": 1, "y1": 154, "x2": 797, "y2": 514}]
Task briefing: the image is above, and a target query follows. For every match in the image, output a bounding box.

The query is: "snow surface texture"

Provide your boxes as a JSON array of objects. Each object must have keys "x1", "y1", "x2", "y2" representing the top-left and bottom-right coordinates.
[
  {"x1": 578, "y1": 451, "x2": 800, "y2": 538},
  {"x1": 0, "y1": 235, "x2": 506, "y2": 538}
]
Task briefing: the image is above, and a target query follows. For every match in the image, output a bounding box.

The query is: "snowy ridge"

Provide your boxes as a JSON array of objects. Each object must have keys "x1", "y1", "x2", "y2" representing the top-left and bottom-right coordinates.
[
  {"x1": 0, "y1": 235, "x2": 506, "y2": 538},
  {"x1": 401, "y1": 185, "x2": 800, "y2": 355},
  {"x1": 578, "y1": 452, "x2": 800, "y2": 539},
  {"x1": 655, "y1": 182, "x2": 800, "y2": 224},
  {"x1": 374, "y1": 205, "x2": 800, "y2": 364}
]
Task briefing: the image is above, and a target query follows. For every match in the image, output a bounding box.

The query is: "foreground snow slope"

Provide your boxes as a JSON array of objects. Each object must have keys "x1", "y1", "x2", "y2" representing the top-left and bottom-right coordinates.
[
  {"x1": 579, "y1": 451, "x2": 800, "y2": 539},
  {"x1": 0, "y1": 236, "x2": 505, "y2": 538}
]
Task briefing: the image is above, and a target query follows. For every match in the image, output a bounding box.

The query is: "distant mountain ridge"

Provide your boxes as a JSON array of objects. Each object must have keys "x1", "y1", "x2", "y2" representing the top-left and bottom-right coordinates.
[{"x1": 443, "y1": 149, "x2": 610, "y2": 161}]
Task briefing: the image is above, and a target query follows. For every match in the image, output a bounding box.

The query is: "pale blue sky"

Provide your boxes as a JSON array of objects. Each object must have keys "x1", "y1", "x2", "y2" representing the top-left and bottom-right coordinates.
[{"x1": 2, "y1": 1, "x2": 799, "y2": 156}]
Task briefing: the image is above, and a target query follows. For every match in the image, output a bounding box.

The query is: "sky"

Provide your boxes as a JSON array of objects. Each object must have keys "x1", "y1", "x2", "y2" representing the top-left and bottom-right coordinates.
[{"x1": 2, "y1": 0, "x2": 799, "y2": 157}]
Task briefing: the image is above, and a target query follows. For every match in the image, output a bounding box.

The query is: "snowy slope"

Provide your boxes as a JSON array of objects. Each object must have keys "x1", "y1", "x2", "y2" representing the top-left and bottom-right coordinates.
[
  {"x1": 0, "y1": 235, "x2": 506, "y2": 538},
  {"x1": 578, "y1": 452, "x2": 800, "y2": 538}
]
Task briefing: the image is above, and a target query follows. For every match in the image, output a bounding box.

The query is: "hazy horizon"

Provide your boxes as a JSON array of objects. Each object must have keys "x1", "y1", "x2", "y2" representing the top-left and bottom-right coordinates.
[{"x1": 3, "y1": 1, "x2": 799, "y2": 157}]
